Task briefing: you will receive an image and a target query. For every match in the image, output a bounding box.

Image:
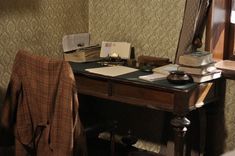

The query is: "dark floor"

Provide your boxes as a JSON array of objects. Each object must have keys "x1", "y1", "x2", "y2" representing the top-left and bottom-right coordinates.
[
  {"x1": 87, "y1": 138, "x2": 129, "y2": 156},
  {"x1": 87, "y1": 138, "x2": 159, "y2": 156}
]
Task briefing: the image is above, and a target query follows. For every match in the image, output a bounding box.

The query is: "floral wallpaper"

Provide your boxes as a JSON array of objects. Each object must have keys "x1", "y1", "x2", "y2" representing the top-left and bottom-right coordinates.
[
  {"x1": 224, "y1": 80, "x2": 235, "y2": 151},
  {"x1": 0, "y1": 0, "x2": 234, "y2": 154},
  {"x1": 0, "y1": 0, "x2": 88, "y2": 95},
  {"x1": 89, "y1": 0, "x2": 185, "y2": 61}
]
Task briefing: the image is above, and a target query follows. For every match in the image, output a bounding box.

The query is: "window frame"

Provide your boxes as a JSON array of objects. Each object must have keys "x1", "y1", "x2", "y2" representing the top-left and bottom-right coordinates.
[
  {"x1": 206, "y1": 0, "x2": 232, "y2": 60},
  {"x1": 227, "y1": 14, "x2": 235, "y2": 60}
]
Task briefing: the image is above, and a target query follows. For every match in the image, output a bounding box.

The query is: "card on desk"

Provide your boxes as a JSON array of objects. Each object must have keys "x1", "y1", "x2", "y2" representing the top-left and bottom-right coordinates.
[{"x1": 100, "y1": 41, "x2": 131, "y2": 59}]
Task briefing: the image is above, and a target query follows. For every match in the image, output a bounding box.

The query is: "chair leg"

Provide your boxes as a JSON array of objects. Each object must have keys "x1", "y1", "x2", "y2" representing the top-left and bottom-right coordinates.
[
  {"x1": 110, "y1": 130, "x2": 115, "y2": 156},
  {"x1": 110, "y1": 121, "x2": 118, "y2": 156}
]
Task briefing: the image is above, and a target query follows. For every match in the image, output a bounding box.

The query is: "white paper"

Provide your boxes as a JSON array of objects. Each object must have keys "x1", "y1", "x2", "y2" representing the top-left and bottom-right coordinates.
[
  {"x1": 153, "y1": 64, "x2": 179, "y2": 75},
  {"x1": 100, "y1": 42, "x2": 131, "y2": 59},
  {"x1": 85, "y1": 66, "x2": 138, "y2": 77},
  {"x1": 62, "y1": 33, "x2": 90, "y2": 52},
  {"x1": 139, "y1": 73, "x2": 167, "y2": 82}
]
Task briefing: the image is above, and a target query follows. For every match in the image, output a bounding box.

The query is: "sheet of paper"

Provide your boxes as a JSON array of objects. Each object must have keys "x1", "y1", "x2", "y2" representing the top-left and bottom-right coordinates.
[
  {"x1": 100, "y1": 42, "x2": 131, "y2": 59},
  {"x1": 85, "y1": 66, "x2": 138, "y2": 77},
  {"x1": 62, "y1": 33, "x2": 90, "y2": 52},
  {"x1": 153, "y1": 64, "x2": 179, "y2": 75},
  {"x1": 139, "y1": 73, "x2": 167, "y2": 82}
]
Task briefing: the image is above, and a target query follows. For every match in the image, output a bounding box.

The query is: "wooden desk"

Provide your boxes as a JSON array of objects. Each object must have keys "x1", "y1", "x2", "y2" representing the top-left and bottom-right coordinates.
[{"x1": 70, "y1": 62, "x2": 222, "y2": 156}]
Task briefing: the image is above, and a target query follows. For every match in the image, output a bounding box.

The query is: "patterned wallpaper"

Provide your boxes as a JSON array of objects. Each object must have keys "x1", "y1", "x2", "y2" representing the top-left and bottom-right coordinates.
[
  {"x1": 0, "y1": 0, "x2": 88, "y2": 96},
  {"x1": 89, "y1": 0, "x2": 186, "y2": 61},
  {"x1": 0, "y1": 0, "x2": 234, "y2": 153},
  {"x1": 224, "y1": 80, "x2": 235, "y2": 151}
]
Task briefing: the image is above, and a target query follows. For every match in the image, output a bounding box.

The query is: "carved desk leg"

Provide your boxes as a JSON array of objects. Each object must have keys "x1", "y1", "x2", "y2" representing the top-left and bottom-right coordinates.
[{"x1": 171, "y1": 116, "x2": 191, "y2": 156}]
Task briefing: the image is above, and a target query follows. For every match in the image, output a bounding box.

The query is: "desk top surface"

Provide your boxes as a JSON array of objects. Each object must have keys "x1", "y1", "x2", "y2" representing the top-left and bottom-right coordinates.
[{"x1": 70, "y1": 62, "x2": 198, "y2": 92}]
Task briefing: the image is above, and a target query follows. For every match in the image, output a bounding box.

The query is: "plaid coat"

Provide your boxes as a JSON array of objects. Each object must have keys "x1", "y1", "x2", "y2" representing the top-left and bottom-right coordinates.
[{"x1": 0, "y1": 50, "x2": 83, "y2": 156}]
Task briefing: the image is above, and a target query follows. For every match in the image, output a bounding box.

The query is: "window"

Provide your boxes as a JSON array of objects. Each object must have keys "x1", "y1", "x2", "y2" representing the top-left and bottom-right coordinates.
[
  {"x1": 228, "y1": 0, "x2": 235, "y2": 60},
  {"x1": 205, "y1": 0, "x2": 233, "y2": 60}
]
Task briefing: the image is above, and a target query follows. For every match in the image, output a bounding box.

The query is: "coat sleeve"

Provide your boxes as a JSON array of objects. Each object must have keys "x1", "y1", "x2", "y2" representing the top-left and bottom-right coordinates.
[
  {"x1": 72, "y1": 83, "x2": 88, "y2": 156},
  {"x1": 0, "y1": 65, "x2": 21, "y2": 130}
]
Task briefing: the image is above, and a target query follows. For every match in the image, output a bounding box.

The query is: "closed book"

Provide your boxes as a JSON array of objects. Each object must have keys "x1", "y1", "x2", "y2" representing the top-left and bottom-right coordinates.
[
  {"x1": 178, "y1": 63, "x2": 216, "y2": 75},
  {"x1": 64, "y1": 47, "x2": 100, "y2": 63},
  {"x1": 179, "y1": 51, "x2": 213, "y2": 67},
  {"x1": 191, "y1": 70, "x2": 222, "y2": 83}
]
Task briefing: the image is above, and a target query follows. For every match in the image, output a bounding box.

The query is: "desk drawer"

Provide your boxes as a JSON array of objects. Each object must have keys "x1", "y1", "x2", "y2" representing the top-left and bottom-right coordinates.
[
  {"x1": 112, "y1": 83, "x2": 174, "y2": 110},
  {"x1": 76, "y1": 76, "x2": 109, "y2": 96}
]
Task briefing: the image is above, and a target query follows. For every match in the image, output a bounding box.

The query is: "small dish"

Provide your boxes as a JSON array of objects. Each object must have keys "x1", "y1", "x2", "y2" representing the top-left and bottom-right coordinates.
[{"x1": 167, "y1": 70, "x2": 193, "y2": 85}]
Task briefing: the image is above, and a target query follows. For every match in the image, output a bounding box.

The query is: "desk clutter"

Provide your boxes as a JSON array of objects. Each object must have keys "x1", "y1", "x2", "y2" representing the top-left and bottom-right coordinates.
[
  {"x1": 137, "y1": 51, "x2": 222, "y2": 84},
  {"x1": 63, "y1": 33, "x2": 132, "y2": 63},
  {"x1": 63, "y1": 33, "x2": 221, "y2": 84}
]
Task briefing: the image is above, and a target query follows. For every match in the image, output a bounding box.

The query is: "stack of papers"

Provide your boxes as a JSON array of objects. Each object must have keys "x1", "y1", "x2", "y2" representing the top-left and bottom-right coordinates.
[{"x1": 85, "y1": 66, "x2": 138, "y2": 77}]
